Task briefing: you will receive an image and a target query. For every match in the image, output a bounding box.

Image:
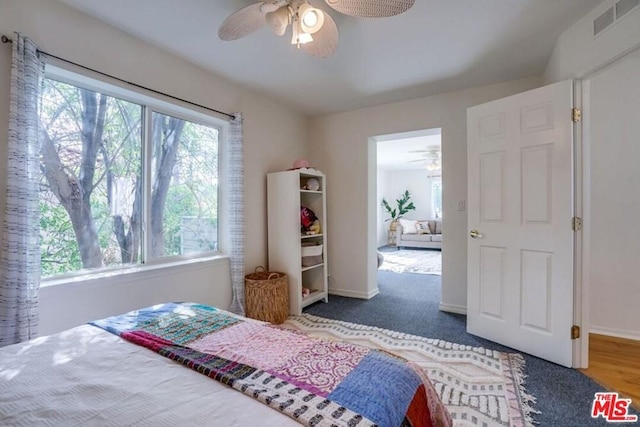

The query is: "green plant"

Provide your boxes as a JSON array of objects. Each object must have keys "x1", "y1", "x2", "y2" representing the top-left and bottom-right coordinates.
[{"x1": 381, "y1": 190, "x2": 416, "y2": 221}]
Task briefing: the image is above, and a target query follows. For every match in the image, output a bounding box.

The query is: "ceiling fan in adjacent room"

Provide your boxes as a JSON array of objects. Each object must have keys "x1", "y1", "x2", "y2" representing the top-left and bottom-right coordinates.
[
  {"x1": 218, "y1": 0, "x2": 415, "y2": 58},
  {"x1": 407, "y1": 146, "x2": 441, "y2": 171}
]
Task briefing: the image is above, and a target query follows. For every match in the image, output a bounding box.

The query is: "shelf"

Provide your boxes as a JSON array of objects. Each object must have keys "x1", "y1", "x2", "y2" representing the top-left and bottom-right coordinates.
[
  {"x1": 301, "y1": 290, "x2": 327, "y2": 308},
  {"x1": 268, "y1": 169, "x2": 328, "y2": 316},
  {"x1": 301, "y1": 263, "x2": 324, "y2": 272}
]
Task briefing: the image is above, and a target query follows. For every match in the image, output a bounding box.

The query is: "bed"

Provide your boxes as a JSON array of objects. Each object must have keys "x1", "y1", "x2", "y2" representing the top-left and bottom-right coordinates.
[{"x1": 0, "y1": 302, "x2": 452, "y2": 426}]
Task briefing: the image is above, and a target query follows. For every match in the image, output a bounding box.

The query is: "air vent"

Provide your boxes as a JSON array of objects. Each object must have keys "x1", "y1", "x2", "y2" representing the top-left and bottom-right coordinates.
[
  {"x1": 594, "y1": 7, "x2": 615, "y2": 36},
  {"x1": 616, "y1": 0, "x2": 640, "y2": 19}
]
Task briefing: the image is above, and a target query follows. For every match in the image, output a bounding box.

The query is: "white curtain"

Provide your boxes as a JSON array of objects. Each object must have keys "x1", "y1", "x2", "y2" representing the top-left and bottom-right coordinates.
[
  {"x1": 0, "y1": 33, "x2": 44, "y2": 346},
  {"x1": 227, "y1": 113, "x2": 245, "y2": 315}
]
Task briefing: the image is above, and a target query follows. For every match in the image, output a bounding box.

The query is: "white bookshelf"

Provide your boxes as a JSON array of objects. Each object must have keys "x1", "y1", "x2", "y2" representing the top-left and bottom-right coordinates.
[{"x1": 267, "y1": 168, "x2": 328, "y2": 315}]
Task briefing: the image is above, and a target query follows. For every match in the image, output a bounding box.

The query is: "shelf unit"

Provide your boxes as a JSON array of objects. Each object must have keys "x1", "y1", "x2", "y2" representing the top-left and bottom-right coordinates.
[{"x1": 267, "y1": 168, "x2": 328, "y2": 315}]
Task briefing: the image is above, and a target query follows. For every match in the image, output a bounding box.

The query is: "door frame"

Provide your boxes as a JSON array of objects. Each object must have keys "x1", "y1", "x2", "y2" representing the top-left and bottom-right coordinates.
[{"x1": 367, "y1": 128, "x2": 444, "y2": 298}]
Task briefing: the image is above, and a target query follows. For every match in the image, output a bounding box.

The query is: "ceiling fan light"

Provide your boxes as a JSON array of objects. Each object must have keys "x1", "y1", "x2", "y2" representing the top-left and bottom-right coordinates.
[
  {"x1": 266, "y1": 6, "x2": 290, "y2": 36},
  {"x1": 298, "y1": 4, "x2": 324, "y2": 34},
  {"x1": 291, "y1": 22, "x2": 314, "y2": 45}
]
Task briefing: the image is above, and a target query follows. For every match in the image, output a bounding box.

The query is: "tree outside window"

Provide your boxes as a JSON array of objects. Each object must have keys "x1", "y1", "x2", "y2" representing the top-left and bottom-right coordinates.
[{"x1": 39, "y1": 78, "x2": 219, "y2": 278}]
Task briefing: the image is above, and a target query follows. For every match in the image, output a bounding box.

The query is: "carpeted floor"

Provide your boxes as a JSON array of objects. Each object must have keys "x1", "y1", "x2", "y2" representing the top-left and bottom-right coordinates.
[
  {"x1": 305, "y1": 270, "x2": 638, "y2": 426},
  {"x1": 378, "y1": 246, "x2": 442, "y2": 275}
]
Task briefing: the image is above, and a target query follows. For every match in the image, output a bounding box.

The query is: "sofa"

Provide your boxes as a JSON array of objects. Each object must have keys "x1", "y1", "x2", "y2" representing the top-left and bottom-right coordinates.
[{"x1": 395, "y1": 218, "x2": 442, "y2": 250}]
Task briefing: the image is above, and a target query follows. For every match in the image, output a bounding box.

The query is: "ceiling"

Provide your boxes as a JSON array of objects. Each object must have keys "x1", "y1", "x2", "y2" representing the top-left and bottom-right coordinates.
[
  {"x1": 377, "y1": 129, "x2": 441, "y2": 171},
  {"x1": 58, "y1": 0, "x2": 600, "y2": 117}
]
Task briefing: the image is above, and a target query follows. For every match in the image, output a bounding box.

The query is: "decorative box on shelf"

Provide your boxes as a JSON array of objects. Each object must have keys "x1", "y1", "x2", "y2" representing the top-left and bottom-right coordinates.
[{"x1": 301, "y1": 242, "x2": 323, "y2": 267}]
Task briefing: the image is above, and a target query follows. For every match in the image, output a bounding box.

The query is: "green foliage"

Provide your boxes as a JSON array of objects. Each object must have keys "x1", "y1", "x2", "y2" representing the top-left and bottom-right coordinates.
[
  {"x1": 381, "y1": 190, "x2": 416, "y2": 221},
  {"x1": 39, "y1": 78, "x2": 219, "y2": 277}
]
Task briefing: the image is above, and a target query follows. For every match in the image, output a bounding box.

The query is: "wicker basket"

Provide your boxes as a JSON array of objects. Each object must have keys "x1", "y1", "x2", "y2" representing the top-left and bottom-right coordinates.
[{"x1": 244, "y1": 266, "x2": 289, "y2": 324}]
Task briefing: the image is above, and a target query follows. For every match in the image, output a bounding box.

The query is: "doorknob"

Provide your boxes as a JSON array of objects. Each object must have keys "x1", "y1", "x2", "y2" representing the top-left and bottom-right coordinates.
[{"x1": 469, "y1": 230, "x2": 482, "y2": 239}]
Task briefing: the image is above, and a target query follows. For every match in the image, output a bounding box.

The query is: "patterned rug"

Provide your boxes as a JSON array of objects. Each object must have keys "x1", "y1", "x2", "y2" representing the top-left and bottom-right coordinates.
[
  {"x1": 282, "y1": 314, "x2": 538, "y2": 427},
  {"x1": 379, "y1": 248, "x2": 442, "y2": 275}
]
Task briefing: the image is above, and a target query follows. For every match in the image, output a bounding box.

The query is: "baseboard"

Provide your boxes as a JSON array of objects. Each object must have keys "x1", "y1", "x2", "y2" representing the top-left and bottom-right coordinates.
[
  {"x1": 439, "y1": 303, "x2": 467, "y2": 315},
  {"x1": 589, "y1": 325, "x2": 640, "y2": 341},
  {"x1": 328, "y1": 287, "x2": 379, "y2": 300}
]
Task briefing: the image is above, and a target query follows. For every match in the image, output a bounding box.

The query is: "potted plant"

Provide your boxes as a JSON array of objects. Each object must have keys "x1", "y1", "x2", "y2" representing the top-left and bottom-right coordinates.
[{"x1": 381, "y1": 190, "x2": 416, "y2": 231}]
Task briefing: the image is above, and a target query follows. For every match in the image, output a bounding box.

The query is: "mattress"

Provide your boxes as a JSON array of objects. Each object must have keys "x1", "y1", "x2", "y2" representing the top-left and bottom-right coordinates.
[{"x1": 0, "y1": 324, "x2": 299, "y2": 426}]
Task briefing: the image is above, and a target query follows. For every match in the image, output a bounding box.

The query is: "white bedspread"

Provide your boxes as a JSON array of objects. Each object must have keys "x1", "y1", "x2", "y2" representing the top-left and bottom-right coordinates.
[{"x1": 0, "y1": 325, "x2": 300, "y2": 426}]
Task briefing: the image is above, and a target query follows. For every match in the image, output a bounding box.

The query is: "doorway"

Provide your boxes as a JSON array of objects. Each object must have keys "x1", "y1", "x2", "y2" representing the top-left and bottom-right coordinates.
[{"x1": 369, "y1": 128, "x2": 443, "y2": 293}]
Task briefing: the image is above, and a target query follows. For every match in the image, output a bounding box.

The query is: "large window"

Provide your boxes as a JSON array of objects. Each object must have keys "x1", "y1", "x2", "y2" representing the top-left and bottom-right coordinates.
[
  {"x1": 39, "y1": 76, "x2": 219, "y2": 278},
  {"x1": 431, "y1": 178, "x2": 442, "y2": 218}
]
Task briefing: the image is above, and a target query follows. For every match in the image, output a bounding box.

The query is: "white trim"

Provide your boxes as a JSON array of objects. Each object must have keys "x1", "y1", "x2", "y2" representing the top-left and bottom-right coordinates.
[
  {"x1": 589, "y1": 326, "x2": 640, "y2": 342},
  {"x1": 578, "y1": 79, "x2": 591, "y2": 369},
  {"x1": 328, "y1": 287, "x2": 379, "y2": 300},
  {"x1": 42, "y1": 255, "x2": 229, "y2": 289},
  {"x1": 438, "y1": 303, "x2": 467, "y2": 315},
  {"x1": 572, "y1": 79, "x2": 588, "y2": 369}
]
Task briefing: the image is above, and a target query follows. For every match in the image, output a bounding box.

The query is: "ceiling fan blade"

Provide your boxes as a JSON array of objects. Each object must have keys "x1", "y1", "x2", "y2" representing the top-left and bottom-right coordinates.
[
  {"x1": 324, "y1": 0, "x2": 414, "y2": 18},
  {"x1": 219, "y1": 2, "x2": 267, "y2": 41},
  {"x1": 301, "y1": 12, "x2": 338, "y2": 58}
]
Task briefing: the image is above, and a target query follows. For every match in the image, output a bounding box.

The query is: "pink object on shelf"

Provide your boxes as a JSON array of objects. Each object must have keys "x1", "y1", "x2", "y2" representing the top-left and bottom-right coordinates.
[{"x1": 292, "y1": 159, "x2": 310, "y2": 169}]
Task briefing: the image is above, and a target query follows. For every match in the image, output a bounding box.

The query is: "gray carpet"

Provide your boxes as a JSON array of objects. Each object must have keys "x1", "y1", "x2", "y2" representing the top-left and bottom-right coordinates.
[{"x1": 305, "y1": 270, "x2": 639, "y2": 426}]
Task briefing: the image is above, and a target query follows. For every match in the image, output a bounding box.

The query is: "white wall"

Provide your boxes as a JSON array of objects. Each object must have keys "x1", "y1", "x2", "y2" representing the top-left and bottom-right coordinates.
[
  {"x1": 544, "y1": 0, "x2": 640, "y2": 340},
  {"x1": 545, "y1": 0, "x2": 640, "y2": 82},
  {"x1": 376, "y1": 169, "x2": 390, "y2": 247},
  {"x1": 586, "y1": 49, "x2": 640, "y2": 340},
  {"x1": 309, "y1": 76, "x2": 543, "y2": 307},
  {"x1": 0, "y1": 0, "x2": 308, "y2": 334},
  {"x1": 383, "y1": 169, "x2": 433, "y2": 221}
]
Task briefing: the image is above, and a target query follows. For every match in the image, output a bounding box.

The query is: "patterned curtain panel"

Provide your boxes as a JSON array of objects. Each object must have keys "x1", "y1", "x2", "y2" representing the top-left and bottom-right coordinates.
[
  {"x1": 0, "y1": 33, "x2": 44, "y2": 346},
  {"x1": 227, "y1": 113, "x2": 245, "y2": 315}
]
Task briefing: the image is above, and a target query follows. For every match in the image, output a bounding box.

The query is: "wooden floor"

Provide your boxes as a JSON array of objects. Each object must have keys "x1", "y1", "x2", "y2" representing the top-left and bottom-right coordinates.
[{"x1": 580, "y1": 334, "x2": 640, "y2": 411}]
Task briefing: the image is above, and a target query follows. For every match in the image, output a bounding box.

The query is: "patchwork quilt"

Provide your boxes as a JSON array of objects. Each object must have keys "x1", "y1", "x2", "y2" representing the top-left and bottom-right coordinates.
[{"x1": 91, "y1": 302, "x2": 452, "y2": 427}]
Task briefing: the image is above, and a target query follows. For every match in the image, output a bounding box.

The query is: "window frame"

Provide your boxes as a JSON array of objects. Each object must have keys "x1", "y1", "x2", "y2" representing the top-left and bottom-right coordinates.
[{"x1": 40, "y1": 62, "x2": 228, "y2": 283}]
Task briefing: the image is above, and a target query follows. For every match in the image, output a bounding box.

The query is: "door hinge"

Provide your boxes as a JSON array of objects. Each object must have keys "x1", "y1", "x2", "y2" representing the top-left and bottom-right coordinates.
[
  {"x1": 572, "y1": 108, "x2": 582, "y2": 123},
  {"x1": 571, "y1": 325, "x2": 581, "y2": 340},
  {"x1": 572, "y1": 217, "x2": 583, "y2": 231}
]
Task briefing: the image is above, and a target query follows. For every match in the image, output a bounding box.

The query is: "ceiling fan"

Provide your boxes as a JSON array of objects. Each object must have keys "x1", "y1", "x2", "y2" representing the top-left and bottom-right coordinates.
[
  {"x1": 407, "y1": 146, "x2": 441, "y2": 171},
  {"x1": 218, "y1": 0, "x2": 415, "y2": 58}
]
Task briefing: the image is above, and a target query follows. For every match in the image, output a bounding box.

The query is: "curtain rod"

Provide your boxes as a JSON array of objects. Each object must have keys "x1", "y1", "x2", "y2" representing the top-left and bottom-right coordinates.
[{"x1": 1, "y1": 35, "x2": 236, "y2": 121}]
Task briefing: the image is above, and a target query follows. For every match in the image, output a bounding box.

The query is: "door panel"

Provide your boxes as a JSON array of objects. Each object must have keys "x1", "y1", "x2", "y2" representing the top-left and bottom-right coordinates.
[{"x1": 467, "y1": 80, "x2": 574, "y2": 367}]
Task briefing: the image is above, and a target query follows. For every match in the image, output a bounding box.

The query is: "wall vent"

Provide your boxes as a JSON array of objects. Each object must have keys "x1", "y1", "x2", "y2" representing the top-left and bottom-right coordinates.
[
  {"x1": 615, "y1": 0, "x2": 640, "y2": 19},
  {"x1": 594, "y1": 7, "x2": 615, "y2": 36}
]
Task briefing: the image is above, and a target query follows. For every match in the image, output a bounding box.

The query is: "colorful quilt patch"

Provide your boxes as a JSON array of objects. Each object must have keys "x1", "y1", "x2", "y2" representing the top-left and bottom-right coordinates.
[
  {"x1": 271, "y1": 339, "x2": 370, "y2": 396},
  {"x1": 328, "y1": 350, "x2": 423, "y2": 427},
  {"x1": 136, "y1": 306, "x2": 239, "y2": 345},
  {"x1": 189, "y1": 321, "x2": 316, "y2": 371}
]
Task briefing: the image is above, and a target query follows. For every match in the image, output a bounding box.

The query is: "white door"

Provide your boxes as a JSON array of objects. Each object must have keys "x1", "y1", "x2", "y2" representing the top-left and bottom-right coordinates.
[{"x1": 467, "y1": 80, "x2": 575, "y2": 367}]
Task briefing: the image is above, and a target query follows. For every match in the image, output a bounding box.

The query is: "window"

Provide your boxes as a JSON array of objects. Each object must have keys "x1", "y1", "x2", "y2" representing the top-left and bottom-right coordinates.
[
  {"x1": 431, "y1": 178, "x2": 442, "y2": 218},
  {"x1": 39, "y1": 75, "x2": 220, "y2": 279}
]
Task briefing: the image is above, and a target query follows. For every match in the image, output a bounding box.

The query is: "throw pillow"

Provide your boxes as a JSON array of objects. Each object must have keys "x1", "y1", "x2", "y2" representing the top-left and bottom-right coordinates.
[
  {"x1": 399, "y1": 218, "x2": 418, "y2": 234},
  {"x1": 416, "y1": 221, "x2": 431, "y2": 234}
]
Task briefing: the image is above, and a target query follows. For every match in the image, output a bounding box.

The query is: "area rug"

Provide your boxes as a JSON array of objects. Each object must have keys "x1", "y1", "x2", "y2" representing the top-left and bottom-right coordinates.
[
  {"x1": 282, "y1": 314, "x2": 538, "y2": 427},
  {"x1": 379, "y1": 248, "x2": 442, "y2": 275}
]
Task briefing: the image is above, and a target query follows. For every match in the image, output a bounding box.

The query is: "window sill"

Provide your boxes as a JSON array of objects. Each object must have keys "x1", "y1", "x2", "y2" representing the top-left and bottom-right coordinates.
[{"x1": 40, "y1": 255, "x2": 230, "y2": 288}]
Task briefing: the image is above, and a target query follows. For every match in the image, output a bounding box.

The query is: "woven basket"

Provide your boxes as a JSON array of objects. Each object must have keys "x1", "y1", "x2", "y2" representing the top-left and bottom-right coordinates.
[{"x1": 244, "y1": 266, "x2": 289, "y2": 324}]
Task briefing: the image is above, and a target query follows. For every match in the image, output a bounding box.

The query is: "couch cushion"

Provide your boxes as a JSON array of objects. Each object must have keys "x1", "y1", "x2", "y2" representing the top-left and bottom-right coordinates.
[
  {"x1": 402, "y1": 233, "x2": 432, "y2": 242},
  {"x1": 434, "y1": 220, "x2": 442, "y2": 234},
  {"x1": 430, "y1": 234, "x2": 442, "y2": 242},
  {"x1": 399, "y1": 219, "x2": 418, "y2": 234},
  {"x1": 416, "y1": 221, "x2": 431, "y2": 234}
]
